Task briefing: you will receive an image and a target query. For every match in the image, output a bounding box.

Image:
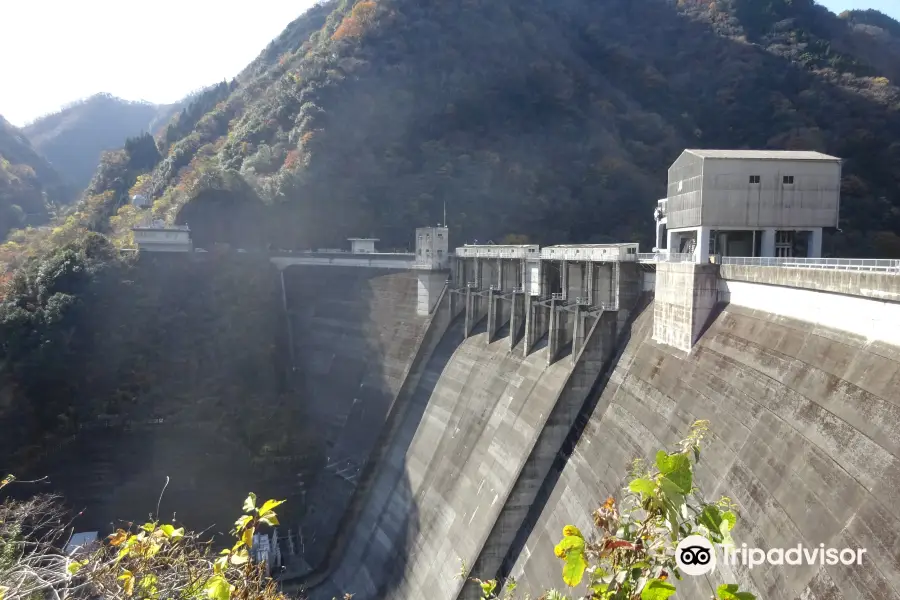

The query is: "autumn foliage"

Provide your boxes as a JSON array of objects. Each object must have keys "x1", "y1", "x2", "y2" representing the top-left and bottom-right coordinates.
[{"x1": 332, "y1": 1, "x2": 377, "y2": 40}]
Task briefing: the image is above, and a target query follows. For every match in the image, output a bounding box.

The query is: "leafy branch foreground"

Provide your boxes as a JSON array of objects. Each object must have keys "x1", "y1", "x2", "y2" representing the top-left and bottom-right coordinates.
[
  {"x1": 471, "y1": 421, "x2": 755, "y2": 600},
  {"x1": 0, "y1": 476, "x2": 289, "y2": 600},
  {"x1": 2, "y1": 420, "x2": 754, "y2": 600}
]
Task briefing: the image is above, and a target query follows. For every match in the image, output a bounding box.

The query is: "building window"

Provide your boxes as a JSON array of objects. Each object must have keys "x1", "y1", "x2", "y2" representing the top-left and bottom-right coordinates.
[
  {"x1": 783, "y1": 175, "x2": 794, "y2": 184},
  {"x1": 749, "y1": 175, "x2": 760, "y2": 184},
  {"x1": 437, "y1": 233, "x2": 443, "y2": 239},
  {"x1": 437, "y1": 250, "x2": 443, "y2": 257}
]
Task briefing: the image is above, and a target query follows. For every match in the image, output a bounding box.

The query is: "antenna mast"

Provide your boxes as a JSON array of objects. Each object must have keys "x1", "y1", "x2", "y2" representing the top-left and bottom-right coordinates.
[{"x1": 443, "y1": 201, "x2": 447, "y2": 228}]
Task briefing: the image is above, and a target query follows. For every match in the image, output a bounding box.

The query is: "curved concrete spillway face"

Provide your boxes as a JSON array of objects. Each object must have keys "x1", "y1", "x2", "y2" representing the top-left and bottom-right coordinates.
[
  {"x1": 309, "y1": 286, "x2": 614, "y2": 600},
  {"x1": 280, "y1": 266, "x2": 432, "y2": 577},
  {"x1": 505, "y1": 301, "x2": 900, "y2": 600}
]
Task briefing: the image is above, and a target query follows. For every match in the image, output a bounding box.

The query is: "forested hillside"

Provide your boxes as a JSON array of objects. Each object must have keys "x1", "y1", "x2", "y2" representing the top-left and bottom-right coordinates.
[
  {"x1": 0, "y1": 116, "x2": 72, "y2": 240},
  {"x1": 52, "y1": 0, "x2": 900, "y2": 257},
  {"x1": 22, "y1": 94, "x2": 174, "y2": 191}
]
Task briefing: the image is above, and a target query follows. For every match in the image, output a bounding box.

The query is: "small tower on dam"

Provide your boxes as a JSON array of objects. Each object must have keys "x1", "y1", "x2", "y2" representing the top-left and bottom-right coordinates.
[{"x1": 413, "y1": 225, "x2": 451, "y2": 315}]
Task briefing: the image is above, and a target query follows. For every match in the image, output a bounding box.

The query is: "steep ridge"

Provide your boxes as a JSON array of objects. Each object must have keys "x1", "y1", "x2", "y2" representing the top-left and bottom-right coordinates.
[{"x1": 506, "y1": 302, "x2": 900, "y2": 600}]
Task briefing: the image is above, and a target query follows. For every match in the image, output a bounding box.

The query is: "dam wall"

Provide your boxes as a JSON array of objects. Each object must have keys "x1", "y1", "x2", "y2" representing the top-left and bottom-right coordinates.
[
  {"x1": 505, "y1": 292, "x2": 900, "y2": 600},
  {"x1": 312, "y1": 291, "x2": 618, "y2": 600},
  {"x1": 281, "y1": 266, "x2": 434, "y2": 571}
]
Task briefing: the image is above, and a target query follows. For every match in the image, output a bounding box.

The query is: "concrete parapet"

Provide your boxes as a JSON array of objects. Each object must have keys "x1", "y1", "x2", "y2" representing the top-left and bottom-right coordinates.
[{"x1": 720, "y1": 264, "x2": 900, "y2": 302}]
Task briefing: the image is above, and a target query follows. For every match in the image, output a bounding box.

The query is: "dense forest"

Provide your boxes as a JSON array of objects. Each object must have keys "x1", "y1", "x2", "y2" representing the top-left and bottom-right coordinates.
[
  {"x1": 3, "y1": 0, "x2": 900, "y2": 468},
  {"x1": 0, "y1": 116, "x2": 74, "y2": 240},
  {"x1": 22, "y1": 93, "x2": 176, "y2": 191}
]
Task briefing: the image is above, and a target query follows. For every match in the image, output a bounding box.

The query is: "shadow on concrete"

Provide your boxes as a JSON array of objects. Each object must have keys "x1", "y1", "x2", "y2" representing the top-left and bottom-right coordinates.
[
  {"x1": 280, "y1": 266, "x2": 455, "y2": 599},
  {"x1": 497, "y1": 294, "x2": 652, "y2": 582}
]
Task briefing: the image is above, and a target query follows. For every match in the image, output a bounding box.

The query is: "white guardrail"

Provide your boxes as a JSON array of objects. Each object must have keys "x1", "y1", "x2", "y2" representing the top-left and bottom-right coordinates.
[
  {"x1": 636, "y1": 253, "x2": 695, "y2": 263},
  {"x1": 719, "y1": 256, "x2": 900, "y2": 273},
  {"x1": 455, "y1": 246, "x2": 540, "y2": 259}
]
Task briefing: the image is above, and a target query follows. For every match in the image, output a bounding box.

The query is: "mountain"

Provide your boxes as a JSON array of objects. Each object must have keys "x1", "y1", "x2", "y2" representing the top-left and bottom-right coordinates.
[
  {"x1": 0, "y1": 115, "x2": 72, "y2": 239},
  {"x1": 29, "y1": 0, "x2": 900, "y2": 258},
  {"x1": 22, "y1": 93, "x2": 174, "y2": 191}
]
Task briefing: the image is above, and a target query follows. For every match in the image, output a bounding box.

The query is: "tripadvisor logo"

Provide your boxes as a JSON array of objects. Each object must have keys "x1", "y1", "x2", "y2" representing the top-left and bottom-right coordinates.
[
  {"x1": 675, "y1": 536, "x2": 868, "y2": 576},
  {"x1": 676, "y1": 535, "x2": 716, "y2": 576}
]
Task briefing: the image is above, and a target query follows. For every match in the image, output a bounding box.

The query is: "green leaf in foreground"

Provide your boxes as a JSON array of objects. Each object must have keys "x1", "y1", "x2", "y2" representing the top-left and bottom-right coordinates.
[
  {"x1": 718, "y1": 583, "x2": 756, "y2": 600},
  {"x1": 641, "y1": 578, "x2": 677, "y2": 600}
]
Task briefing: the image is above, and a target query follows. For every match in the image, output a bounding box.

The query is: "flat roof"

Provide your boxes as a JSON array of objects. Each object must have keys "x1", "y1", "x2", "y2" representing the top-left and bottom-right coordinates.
[
  {"x1": 685, "y1": 149, "x2": 841, "y2": 161},
  {"x1": 460, "y1": 244, "x2": 537, "y2": 248},
  {"x1": 544, "y1": 243, "x2": 637, "y2": 248},
  {"x1": 347, "y1": 238, "x2": 379, "y2": 241}
]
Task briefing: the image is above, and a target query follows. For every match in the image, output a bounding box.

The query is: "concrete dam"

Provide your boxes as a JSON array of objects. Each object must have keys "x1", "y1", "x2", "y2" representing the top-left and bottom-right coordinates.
[{"x1": 272, "y1": 243, "x2": 900, "y2": 600}]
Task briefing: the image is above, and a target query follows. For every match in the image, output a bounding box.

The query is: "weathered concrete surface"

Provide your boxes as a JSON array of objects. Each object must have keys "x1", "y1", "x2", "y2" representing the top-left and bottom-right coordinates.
[
  {"x1": 506, "y1": 300, "x2": 900, "y2": 600},
  {"x1": 721, "y1": 264, "x2": 900, "y2": 301},
  {"x1": 652, "y1": 262, "x2": 718, "y2": 351},
  {"x1": 313, "y1": 313, "x2": 593, "y2": 600},
  {"x1": 282, "y1": 267, "x2": 432, "y2": 571}
]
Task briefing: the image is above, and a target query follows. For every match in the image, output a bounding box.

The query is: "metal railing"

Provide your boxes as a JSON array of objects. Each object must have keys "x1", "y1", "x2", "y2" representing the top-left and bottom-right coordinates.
[
  {"x1": 636, "y1": 252, "x2": 695, "y2": 263},
  {"x1": 720, "y1": 256, "x2": 900, "y2": 273}
]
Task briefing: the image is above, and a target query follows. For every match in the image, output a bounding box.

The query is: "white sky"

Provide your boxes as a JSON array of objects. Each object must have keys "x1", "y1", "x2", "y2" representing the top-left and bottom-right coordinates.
[
  {"x1": 1, "y1": 1, "x2": 898, "y2": 127},
  {"x1": 0, "y1": 0, "x2": 316, "y2": 126}
]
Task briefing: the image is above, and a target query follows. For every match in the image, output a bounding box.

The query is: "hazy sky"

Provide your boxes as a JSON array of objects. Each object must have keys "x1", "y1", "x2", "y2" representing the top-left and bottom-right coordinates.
[
  {"x1": 0, "y1": 0, "x2": 316, "y2": 126},
  {"x1": 1, "y1": 0, "x2": 899, "y2": 127}
]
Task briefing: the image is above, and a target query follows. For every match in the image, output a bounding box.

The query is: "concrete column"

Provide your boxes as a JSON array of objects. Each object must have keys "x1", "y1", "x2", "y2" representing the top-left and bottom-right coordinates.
[
  {"x1": 416, "y1": 271, "x2": 445, "y2": 316},
  {"x1": 509, "y1": 293, "x2": 525, "y2": 351},
  {"x1": 450, "y1": 289, "x2": 463, "y2": 319},
  {"x1": 761, "y1": 228, "x2": 776, "y2": 258},
  {"x1": 464, "y1": 287, "x2": 475, "y2": 338},
  {"x1": 486, "y1": 290, "x2": 498, "y2": 343},
  {"x1": 548, "y1": 300, "x2": 560, "y2": 365},
  {"x1": 571, "y1": 306, "x2": 584, "y2": 365},
  {"x1": 523, "y1": 295, "x2": 535, "y2": 356},
  {"x1": 560, "y1": 260, "x2": 568, "y2": 299},
  {"x1": 809, "y1": 228, "x2": 823, "y2": 258},
  {"x1": 497, "y1": 258, "x2": 503, "y2": 289},
  {"x1": 696, "y1": 226, "x2": 711, "y2": 264},
  {"x1": 567, "y1": 262, "x2": 584, "y2": 302}
]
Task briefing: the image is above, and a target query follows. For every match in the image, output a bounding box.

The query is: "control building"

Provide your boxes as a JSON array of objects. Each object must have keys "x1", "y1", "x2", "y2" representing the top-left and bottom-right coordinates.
[
  {"x1": 348, "y1": 238, "x2": 379, "y2": 254},
  {"x1": 656, "y1": 149, "x2": 841, "y2": 262},
  {"x1": 415, "y1": 225, "x2": 450, "y2": 269},
  {"x1": 132, "y1": 220, "x2": 193, "y2": 253}
]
